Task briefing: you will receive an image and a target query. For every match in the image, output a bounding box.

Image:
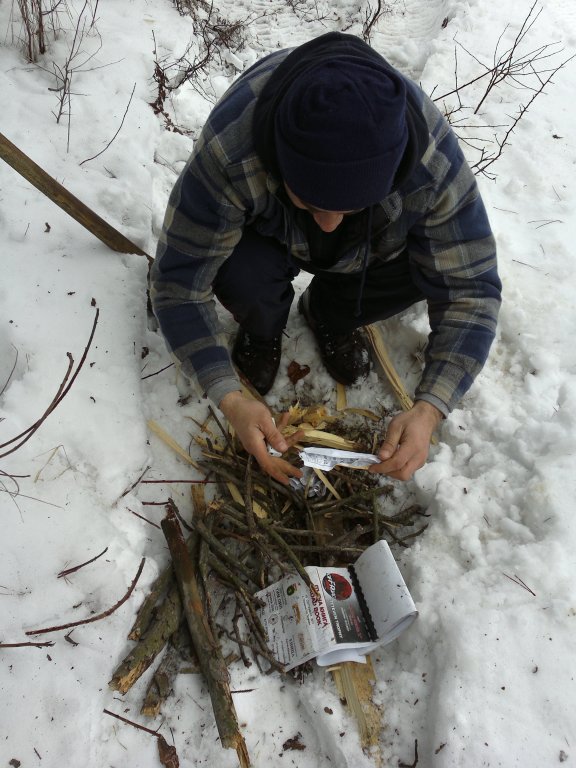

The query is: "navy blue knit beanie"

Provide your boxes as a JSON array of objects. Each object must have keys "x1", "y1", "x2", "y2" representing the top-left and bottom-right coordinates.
[{"x1": 275, "y1": 58, "x2": 408, "y2": 211}]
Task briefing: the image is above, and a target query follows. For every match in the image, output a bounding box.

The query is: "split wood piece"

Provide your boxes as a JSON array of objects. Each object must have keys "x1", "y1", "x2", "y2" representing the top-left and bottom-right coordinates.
[
  {"x1": 226, "y1": 481, "x2": 267, "y2": 520},
  {"x1": 312, "y1": 468, "x2": 341, "y2": 500},
  {"x1": 342, "y1": 407, "x2": 381, "y2": 421},
  {"x1": 141, "y1": 624, "x2": 197, "y2": 718},
  {"x1": 236, "y1": 370, "x2": 266, "y2": 404},
  {"x1": 0, "y1": 131, "x2": 151, "y2": 262},
  {"x1": 365, "y1": 324, "x2": 439, "y2": 445},
  {"x1": 129, "y1": 564, "x2": 174, "y2": 641},
  {"x1": 162, "y1": 503, "x2": 250, "y2": 768},
  {"x1": 109, "y1": 583, "x2": 182, "y2": 694},
  {"x1": 331, "y1": 658, "x2": 383, "y2": 750},
  {"x1": 336, "y1": 382, "x2": 347, "y2": 411},
  {"x1": 191, "y1": 484, "x2": 208, "y2": 518},
  {"x1": 148, "y1": 419, "x2": 202, "y2": 471},
  {"x1": 292, "y1": 429, "x2": 359, "y2": 451},
  {"x1": 364, "y1": 324, "x2": 413, "y2": 412}
]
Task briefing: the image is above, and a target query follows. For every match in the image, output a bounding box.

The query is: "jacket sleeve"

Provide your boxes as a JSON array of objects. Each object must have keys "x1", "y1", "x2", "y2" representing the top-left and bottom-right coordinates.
[
  {"x1": 150, "y1": 135, "x2": 248, "y2": 405},
  {"x1": 408, "y1": 127, "x2": 502, "y2": 415}
]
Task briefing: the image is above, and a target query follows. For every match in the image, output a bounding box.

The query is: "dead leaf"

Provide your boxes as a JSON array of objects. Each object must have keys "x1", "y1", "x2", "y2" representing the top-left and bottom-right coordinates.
[
  {"x1": 287, "y1": 360, "x2": 310, "y2": 385},
  {"x1": 158, "y1": 735, "x2": 179, "y2": 767},
  {"x1": 282, "y1": 733, "x2": 306, "y2": 751}
]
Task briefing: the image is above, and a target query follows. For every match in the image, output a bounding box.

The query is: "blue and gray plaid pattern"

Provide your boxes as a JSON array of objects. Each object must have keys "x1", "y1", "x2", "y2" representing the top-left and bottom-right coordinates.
[{"x1": 151, "y1": 48, "x2": 501, "y2": 413}]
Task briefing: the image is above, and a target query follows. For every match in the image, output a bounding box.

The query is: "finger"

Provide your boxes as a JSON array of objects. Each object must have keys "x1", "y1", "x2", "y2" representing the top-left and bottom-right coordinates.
[
  {"x1": 369, "y1": 451, "x2": 410, "y2": 476},
  {"x1": 370, "y1": 447, "x2": 425, "y2": 480},
  {"x1": 244, "y1": 429, "x2": 302, "y2": 483},
  {"x1": 257, "y1": 415, "x2": 289, "y2": 453},
  {"x1": 384, "y1": 456, "x2": 423, "y2": 481},
  {"x1": 259, "y1": 456, "x2": 303, "y2": 485},
  {"x1": 274, "y1": 411, "x2": 292, "y2": 429},
  {"x1": 378, "y1": 420, "x2": 405, "y2": 460},
  {"x1": 283, "y1": 428, "x2": 306, "y2": 449}
]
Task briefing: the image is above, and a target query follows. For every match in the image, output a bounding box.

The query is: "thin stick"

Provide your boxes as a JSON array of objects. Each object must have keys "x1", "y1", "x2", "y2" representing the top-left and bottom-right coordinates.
[
  {"x1": 243, "y1": 456, "x2": 257, "y2": 536},
  {"x1": 103, "y1": 708, "x2": 159, "y2": 737},
  {"x1": 141, "y1": 479, "x2": 217, "y2": 484},
  {"x1": 128, "y1": 508, "x2": 162, "y2": 528},
  {"x1": 191, "y1": 517, "x2": 258, "y2": 586},
  {"x1": 259, "y1": 522, "x2": 312, "y2": 587},
  {"x1": 103, "y1": 709, "x2": 179, "y2": 766},
  {"x1": 0, "y1": 641, "x2": 54, "y2": 648},
  {"x1": 0, "y1": 308, "x2": 100, "y2": 458},
  {"x1": 80, "y1": 83, "x2": 136, "y2": 166},
  {"x1": 0, "y1": 344, "x2": 18, "y2": 398},
  {"x1": 141, "y1": 362, "x2": 174, "y2": 381},
  {"x1": 118, "y1": 465, "x2": 151, "y2": 499},
  {"x1": 57, "y1": 546, "x2": 109, "y2": 578},
  {"x1": 26, "y1": 558, "x2": 145, "y2": 635}
]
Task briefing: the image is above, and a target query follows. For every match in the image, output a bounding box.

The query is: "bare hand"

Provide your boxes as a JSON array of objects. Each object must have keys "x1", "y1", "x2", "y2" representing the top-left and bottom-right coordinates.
[
  {"x1": 219, "y1": 391, "x2": 303, "y2": 485},
  {"x1": 369, "y1": 400, "x2": 442, "y2": 481}
]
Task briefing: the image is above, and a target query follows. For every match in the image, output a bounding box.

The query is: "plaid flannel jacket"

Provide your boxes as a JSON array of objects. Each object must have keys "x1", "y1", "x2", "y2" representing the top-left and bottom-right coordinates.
[{"x1": 151, "y1": 49, "x2": 501, "y2": 415}]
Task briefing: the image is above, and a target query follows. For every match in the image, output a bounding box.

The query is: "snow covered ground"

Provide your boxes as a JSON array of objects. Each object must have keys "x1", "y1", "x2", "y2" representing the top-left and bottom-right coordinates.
[{"x1": 1, "y1": 0, "x2": 575, "y2": 766}]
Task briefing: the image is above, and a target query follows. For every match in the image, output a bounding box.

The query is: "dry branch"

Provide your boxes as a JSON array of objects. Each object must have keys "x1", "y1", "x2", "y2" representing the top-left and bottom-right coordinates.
[
  {"x1": 141, "y1": 625, "x2": 195, "y2": 717},
  {"x1": 0, "y1": 308, "x2": 100, "y2": 459},
  {"x1": 110, "y1": 581, "x2": 182, "y2": 694},
  {"x1": 57, "y1": 546, "x2": 108, "y2": 579},
  {"x1": 429, "y1": 2, "x2": 575, "y2": 176},
  {"x1": 103, "y1": 709, "x2": 180, "y2": 767},
  {"x1": 162, "y1": 503, "x2": 250, "y2": 767},
  {"x1": 26, "y1": 557, "x2": 145, "y2": 636}
]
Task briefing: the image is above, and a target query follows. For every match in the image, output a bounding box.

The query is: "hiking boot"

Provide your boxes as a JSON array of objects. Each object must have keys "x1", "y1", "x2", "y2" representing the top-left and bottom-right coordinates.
[
  {"x1": 297, "y1": 290, "x2": 371, "y2": 385},
  {"x1": 231, "y1": 328, "x2": 282, "y2": 395}
]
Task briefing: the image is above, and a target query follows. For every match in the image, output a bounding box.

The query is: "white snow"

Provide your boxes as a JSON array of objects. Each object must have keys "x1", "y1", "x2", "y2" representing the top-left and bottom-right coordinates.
[{"x1": 1, "y1": 0, "x2": 575, "y2": 766}]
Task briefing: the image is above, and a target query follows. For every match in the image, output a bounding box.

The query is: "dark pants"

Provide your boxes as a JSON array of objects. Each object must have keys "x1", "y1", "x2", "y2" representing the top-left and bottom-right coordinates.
[{"x1": 212, "y1": 226, "x2": 424, "y2": 338}]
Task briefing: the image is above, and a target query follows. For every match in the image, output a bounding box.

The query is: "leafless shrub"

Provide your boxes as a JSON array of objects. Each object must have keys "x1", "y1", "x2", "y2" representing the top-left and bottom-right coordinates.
[
  {"x1": 14, "y1": 0, "x2": 69, "y2": 62},
  {"x1": 431, "y1": 2, "x2": 574, "y2": 177},
  {"x1": 150, "y1": 2, "x2": 266, "y2": 131},
  {"x1": 362, "y1": 0, "x2": 392, "y2": 43},
  {"x1": 149, "y1": 33, "x2": 186, "y2": 134},
  {"x1": 172, "y1": 0, "x2": 210, "y2": 15},
  {"x1": 283, "y1": 0, "x2": 334, "y2": 24},
  {"x1": 36, "y1": 1, "x2": 110, "y2": 150},
  {"x1": 11, "y1": 1, "x2": 106, "y2": 148}
]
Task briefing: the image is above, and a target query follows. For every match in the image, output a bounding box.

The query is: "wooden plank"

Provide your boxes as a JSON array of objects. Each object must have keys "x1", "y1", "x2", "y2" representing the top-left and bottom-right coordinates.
[{"x1": 0, "y1": 131, "x2": 151, "y2": 262}]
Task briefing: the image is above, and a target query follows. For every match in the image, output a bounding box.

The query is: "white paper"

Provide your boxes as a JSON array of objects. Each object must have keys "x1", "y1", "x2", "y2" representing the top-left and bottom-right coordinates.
[
  {"x1": 256, "y1": 540, "x2": 417, "y2": 671},
  {"x1": 299, "y1": 447, "x2": 380, "y2": 471}
]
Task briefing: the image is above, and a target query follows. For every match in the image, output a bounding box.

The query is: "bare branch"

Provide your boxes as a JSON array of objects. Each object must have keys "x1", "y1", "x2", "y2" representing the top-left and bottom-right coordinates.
[
  {"x1": 80, "y1": 83, "x2": 136, "y2": 166},
  {"x1": 0, "y1": 308, "x2": 99, "y2": 459},
  {"x1": 25, "y1": 557, "x2": 145, "y2": 636},
  {"x1": 57, "y1": 547, "x2": 109, "y2": 579}
]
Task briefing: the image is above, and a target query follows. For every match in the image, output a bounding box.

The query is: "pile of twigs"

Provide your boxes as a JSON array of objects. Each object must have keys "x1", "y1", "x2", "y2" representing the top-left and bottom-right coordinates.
[{"x1": 110, "y1": 406, "x2": 427, "y2": 713}]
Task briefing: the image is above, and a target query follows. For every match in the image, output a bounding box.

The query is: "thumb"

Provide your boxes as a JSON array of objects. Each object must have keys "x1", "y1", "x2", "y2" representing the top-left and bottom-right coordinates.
[
  {"x1": 379, "y1": 420, "x2": 404, "y2": 460},
  {"x1": 259, "y1": 418, "x2": 288, "y2": 454}
]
